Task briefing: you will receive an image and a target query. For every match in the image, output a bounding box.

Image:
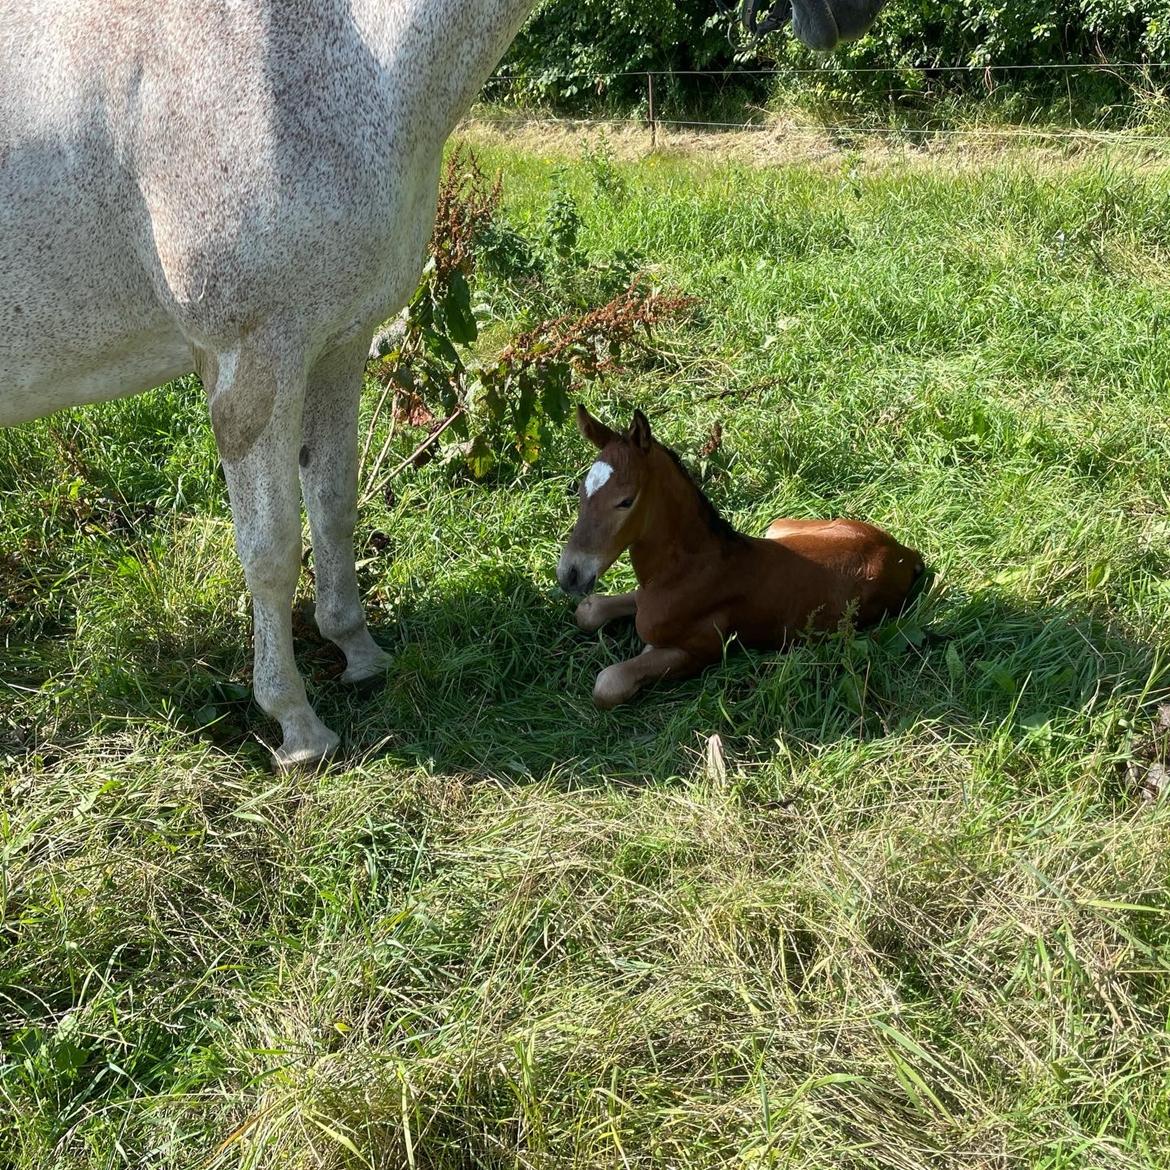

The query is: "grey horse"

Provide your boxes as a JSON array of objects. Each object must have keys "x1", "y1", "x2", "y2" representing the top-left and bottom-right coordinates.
[{"x1": 0, "y1": 0, "x2": 886, "y2": 767}]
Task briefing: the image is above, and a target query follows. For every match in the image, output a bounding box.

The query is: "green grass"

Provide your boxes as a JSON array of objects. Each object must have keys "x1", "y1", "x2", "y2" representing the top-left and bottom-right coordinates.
[{"x1": 3, "y1": 134, "x2": 1170, "y2": 1168}]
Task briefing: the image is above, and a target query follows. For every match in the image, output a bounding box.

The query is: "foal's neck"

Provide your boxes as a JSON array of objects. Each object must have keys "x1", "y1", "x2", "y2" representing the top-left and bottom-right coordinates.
[{"x1": 629, "y1": 445, "x2": 743, "y2": 586}]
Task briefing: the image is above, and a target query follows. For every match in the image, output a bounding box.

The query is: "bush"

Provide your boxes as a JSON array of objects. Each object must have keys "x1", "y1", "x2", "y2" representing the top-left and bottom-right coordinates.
[
  {"x1": 362, "y1": 148, "x2": 691, "y2": 486},
  {"x1": 495, "y1": 0, "x2": 742, "y2": 108},
  {"x1": 494, "y1": 0, "x2": 1170, "y2": 115},
  {"x1": 760, "y1": 0, "x2": 1170, "y2": 116}
]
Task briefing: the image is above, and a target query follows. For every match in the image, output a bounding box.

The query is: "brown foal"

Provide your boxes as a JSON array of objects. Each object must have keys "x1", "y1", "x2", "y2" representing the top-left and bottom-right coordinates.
[{"x1": 557, "y1": 406, "x2": 927, "y2": 709}]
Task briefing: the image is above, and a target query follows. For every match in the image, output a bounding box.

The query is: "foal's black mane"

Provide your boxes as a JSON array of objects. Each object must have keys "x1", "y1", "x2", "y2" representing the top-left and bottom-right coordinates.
[{"x1": 657, "y1": 442, "x2": 745, "y2": 543}]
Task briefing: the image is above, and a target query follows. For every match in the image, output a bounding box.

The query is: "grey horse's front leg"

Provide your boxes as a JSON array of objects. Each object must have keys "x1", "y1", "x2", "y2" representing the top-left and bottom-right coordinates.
[
  {"x1": 211, "y1": 338, "x2": 339, "y2": 768},
  {"x1": 299, "y1": 337, "x2": 391, "y2": 684}
]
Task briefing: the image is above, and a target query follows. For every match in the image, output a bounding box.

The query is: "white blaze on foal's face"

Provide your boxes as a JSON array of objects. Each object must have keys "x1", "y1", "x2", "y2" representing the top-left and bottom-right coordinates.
[
  {"x1": 559, "y1": 414, "x2": 653, "y2": 595},
  {"x1": 585, "y1": 460, "x2": 613, "y2": 498},
  {"x1": 558, "y1": 457, "x2": 628, "y2": 593}
]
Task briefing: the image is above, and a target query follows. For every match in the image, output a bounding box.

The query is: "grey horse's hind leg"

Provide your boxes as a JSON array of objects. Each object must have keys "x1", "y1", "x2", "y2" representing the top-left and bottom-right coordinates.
[
  {"x1": 212, "y1": 338, "x2": 339, "y2": 768},
  {"x1": 300, "y1": 337, "x2": 392, "y2": 685}
]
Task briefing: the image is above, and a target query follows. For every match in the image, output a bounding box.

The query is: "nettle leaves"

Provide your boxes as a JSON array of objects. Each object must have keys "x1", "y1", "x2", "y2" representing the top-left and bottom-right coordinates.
[
  {"x1": 394, "y1": 248, "x2": 575, "y2": 480},
  {"x1": 369, "y1": 146, "x2": 693, "y2": 481},
  {"x1": 427, "y1": 266, "x2": 478, "y2": 349}
]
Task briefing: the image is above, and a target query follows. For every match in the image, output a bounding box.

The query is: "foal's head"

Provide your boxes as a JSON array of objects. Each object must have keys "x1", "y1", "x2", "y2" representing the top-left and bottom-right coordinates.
[{"x1": 556, "y1": 405, "x2": 656, "y2": 596}]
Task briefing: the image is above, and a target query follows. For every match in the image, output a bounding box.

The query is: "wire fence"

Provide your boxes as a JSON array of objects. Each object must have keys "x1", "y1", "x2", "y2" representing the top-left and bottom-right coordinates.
[
  {"x1": 469, "y1": 112, "x2": 1170, "y2": 145},
  {"x1": 491, "y1": 61, "x2": 1170, "y2": 78},
  {"x1": 474, "y1": 59, "x2": 1170, "y2": 151}
]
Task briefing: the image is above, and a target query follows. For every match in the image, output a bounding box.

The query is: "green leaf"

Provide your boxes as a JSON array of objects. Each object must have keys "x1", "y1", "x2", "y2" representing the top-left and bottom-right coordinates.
[
  {"x1": 7, "y1": 1027, "x2": 45, "y2": 1061},
  {"x1": 194, "y1": 704, "x2": 220, "y2": 727},
  {"x1": 409, "y1": 281, "x2": 434, "y2": 328},
  {"x1": 513, "y1": 378, "x2": 538, "y2": 433},
  {"x1": 466, "y1": 433, "x2": 496, "y2": 479},
  {"x1": 1020, "y1": 713, "x2": 1053, "y2": 743},
  {"x1": 444, "y1": 271, "x2": 478, "y2": 345},
  {"x1": 49, "y1": 1039, "x2": 89, "y2": 1076},
  {"x1": 517, "y1": 413, "x2": 542, "y2": 465},
  {"x1": 463, "y1": 374, "x2": 484, "y2": 414},
  {"x1": 976, "y1": 659, "x2": 1016, "y2": 694},
  {"x1": 1087, "y1": 561, "x2": 1111, "y2": 590},
  {"x1": 423, "y1": 327, "x2": 460, "y2": 367},
  {"x1": 836, "y1": 673, "x2": 865, "y2": 714},
  {"x1": 898, "y1": 623, "x2": 926, "y2": 647},
  {"x1": 481, "y1": 377, "x2": 507, "y2": 421},
  {"x1": 391, "y1": 366, "x2": 417, "y2": 391},
  {"x1": 541, "y1": 365, "x2": 571, "y2": 424},
  {"x1": 945, "y1": 641, "x2": 963, "y2": 682}
]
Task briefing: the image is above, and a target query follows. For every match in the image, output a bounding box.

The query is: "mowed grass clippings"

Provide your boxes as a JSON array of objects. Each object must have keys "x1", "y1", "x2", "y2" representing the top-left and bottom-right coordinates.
[{"x1": 3, "y1": 133, "x2": 1170, "y2": 1168}]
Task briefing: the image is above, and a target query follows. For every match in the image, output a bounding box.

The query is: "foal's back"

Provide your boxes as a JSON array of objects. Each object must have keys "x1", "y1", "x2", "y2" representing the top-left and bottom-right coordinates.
[
  {"x1": 758, "y1": 519, "x2": 921, "y2": 636},
  {"x1": 724, "y1": 517, "x2": 924, "y2": 645}
]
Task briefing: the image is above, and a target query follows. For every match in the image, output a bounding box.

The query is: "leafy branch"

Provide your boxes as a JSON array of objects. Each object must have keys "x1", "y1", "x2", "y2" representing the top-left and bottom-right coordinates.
[{"x1": 362, "y1": 146, "x2": 695, "y2": 494}]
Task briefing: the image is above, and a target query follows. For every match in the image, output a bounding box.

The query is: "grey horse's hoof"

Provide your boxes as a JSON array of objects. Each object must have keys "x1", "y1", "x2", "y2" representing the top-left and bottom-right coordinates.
[{"x1": 273, "y1": 720, "x2": 341, "y2": 771}]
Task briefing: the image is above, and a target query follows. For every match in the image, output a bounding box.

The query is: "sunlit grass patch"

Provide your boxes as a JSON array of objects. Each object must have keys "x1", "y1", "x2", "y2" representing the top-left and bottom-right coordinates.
[{"x1": 3, "y1": 136, "x2": 1170, "y2": 1168}]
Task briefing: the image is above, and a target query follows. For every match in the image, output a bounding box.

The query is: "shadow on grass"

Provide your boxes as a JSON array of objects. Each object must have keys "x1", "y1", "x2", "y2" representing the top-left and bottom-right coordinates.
[
  {"x1": 334, "y1": 566, "x2": 1164, "y2": 787},
  {"x1": 2, "y1": 562, "x2": 1164, "y2": 786}
]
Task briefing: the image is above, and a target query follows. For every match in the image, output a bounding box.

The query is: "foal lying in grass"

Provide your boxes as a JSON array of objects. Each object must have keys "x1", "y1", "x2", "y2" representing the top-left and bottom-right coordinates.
[{"x1": 557, "y1": 406, "x2": 927, "y2": 708}]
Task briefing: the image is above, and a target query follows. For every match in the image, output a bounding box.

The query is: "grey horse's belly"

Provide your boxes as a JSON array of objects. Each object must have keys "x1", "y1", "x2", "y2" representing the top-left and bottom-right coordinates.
[
  {"x1": 0, "y1": 176, "x2": 189, "y2": 424},
  {"x1": 0, "y1": 192, "x2": 192, "y2": 425},
  {"x1": 0, "y1": 28, "x2": 192, "y2": 424},
  {"x1": 0, "y1": 332, "x2": 194, "y2": 427},
  {"x1": 0, "y1": 212, "x2": 192, "y2": 425}
]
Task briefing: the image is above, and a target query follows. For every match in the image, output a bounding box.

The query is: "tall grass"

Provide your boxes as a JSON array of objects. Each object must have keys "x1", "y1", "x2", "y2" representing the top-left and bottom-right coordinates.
[{"x1": 2, "y1": 134, "x2": 1170, "y2": 1168}]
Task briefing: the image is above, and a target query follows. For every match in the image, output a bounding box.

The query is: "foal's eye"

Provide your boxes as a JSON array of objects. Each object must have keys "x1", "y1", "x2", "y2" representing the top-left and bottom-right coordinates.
[{"x1": 616, "y1": 497, "x2": 634, "y2": 510}]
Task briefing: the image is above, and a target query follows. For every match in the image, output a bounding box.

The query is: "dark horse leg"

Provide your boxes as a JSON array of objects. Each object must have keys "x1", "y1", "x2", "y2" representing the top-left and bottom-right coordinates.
[
  {"x1": 593, "y1": 645, "x2": 702, "y2": 709},
  {"x1": 575, "y1": 591, "x2": 638, "y2": 634}
]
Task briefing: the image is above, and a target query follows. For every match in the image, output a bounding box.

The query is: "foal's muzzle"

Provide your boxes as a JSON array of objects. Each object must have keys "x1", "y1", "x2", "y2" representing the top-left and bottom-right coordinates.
[{"x1": 556, "y1": 549, "x2": 598, "y2": 596}]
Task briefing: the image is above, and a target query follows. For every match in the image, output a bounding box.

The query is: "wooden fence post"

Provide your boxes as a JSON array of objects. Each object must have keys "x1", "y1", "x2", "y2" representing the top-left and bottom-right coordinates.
[{"x1": 647, "y1": 72, "x2": 656, "y2": 149}]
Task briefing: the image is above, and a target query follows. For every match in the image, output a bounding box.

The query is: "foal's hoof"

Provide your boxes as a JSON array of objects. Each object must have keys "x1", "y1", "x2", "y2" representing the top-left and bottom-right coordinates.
[
  {"x1": 574, "y1": 596, "x2": 607, "y2": 634},
  {"x1": 592, "y1": 665, "x2": 631, "y2": 710}
]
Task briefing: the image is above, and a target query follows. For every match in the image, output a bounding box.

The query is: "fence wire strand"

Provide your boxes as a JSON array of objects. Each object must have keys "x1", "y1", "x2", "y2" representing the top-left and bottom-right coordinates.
[
  {"x1": 476, "y1": 60, "x2": 1170, "y2": 149},
  {"x1": 469, "y1": 112, "x2": 1170, "y2": 146},
  {"x1": 489, "y1": 60, "x2": 1170, "y2": 81}
]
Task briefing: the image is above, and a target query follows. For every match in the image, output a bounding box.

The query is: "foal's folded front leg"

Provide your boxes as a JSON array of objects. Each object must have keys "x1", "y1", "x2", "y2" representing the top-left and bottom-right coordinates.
[
  {"x1": 575, "y1": 590, "x2": 638, "y2": 634},
  {"x1": 593, "y1": 644, "x2": 702, "y2": 709}
]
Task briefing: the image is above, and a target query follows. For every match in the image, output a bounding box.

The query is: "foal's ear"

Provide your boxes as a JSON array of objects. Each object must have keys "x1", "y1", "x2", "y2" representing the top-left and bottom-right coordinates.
[
  {"x1": 628, "y1": 409, "x2": 652, "y2": 452},
  {"x1": 576, "y1": 404, "x2": 618, "y2": 450}
]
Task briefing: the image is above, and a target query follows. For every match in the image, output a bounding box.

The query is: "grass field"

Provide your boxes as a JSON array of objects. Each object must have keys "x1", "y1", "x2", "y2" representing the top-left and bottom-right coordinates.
[{"x1": 3, "y1": 128, "x2": 1170, "y2": 1168}]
